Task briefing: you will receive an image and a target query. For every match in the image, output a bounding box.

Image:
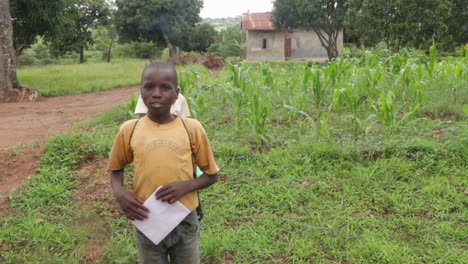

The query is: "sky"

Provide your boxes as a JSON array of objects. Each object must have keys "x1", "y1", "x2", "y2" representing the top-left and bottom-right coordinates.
[{"x1": 200, "y1": 0, "x2": 273, "y2": 19}]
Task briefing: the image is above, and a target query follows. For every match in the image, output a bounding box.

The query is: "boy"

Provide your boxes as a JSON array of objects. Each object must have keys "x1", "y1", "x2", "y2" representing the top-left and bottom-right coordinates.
[{"x1": 107, "y1": 61, "x2": 219, "y2": 264}]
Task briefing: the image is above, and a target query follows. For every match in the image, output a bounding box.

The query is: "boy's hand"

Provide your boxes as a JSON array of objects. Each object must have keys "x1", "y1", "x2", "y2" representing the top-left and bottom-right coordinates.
[
  {"x1": 156, "y1": 181, "x2": 194, "y2": 204},
  {"x1": 115, "y1": 189, "x2": 149, "y2": 221}
]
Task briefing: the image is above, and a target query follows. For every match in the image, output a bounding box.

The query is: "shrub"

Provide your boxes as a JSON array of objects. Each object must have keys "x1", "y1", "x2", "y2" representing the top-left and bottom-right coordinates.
[
  {"x1": 201, "y1": 53, "x2": 225, "y2": 69},
  {"x1": 114, "y1": 41, "x2": 162, "y2": 60},
  {"x1": 167, "y1": 53, "x2": 200, "y2": 66}
]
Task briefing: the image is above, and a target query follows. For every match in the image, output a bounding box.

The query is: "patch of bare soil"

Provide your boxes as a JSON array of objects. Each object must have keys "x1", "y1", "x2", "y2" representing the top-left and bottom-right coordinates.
[
  {"x1": 0, "y1": 141, "x2": 44, "y2": 215},
  {"x1": 0, "y1": 86, "x2": 137, "y2": 217}
]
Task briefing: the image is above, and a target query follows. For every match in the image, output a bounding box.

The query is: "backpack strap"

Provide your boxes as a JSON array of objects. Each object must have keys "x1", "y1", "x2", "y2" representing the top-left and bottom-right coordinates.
[
  {"x1": 180, "y1": 117, "x2": 204, "y2": 221},
  {"x1": 180, "y1": 118, "x2": 196, "y2": 176},
  {"x1": 129, "y1": 118, "x2": 141, "y2": 148}
]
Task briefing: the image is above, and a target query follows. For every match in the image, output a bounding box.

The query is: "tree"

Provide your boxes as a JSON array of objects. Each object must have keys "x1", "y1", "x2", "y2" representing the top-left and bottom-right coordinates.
[
  {"x1": 114, "y1": 0, "x2": 203, "y2": 57},
  {"x1": 10, "y1": 0, "x2": 73, "y2": 64},
  {"x1": 1, "y1": 0, "x2": 19, "y2": 100},
  {"x1": 345, "y1": 0, "x2": 452, "y2": 51},
  {"x1": 1, "y1": 0, "x2": 39, "y2": 102},
  {"x1": 447, "y1": 0, "x2": 468, "y2": 47},
  {"x1": 187, "y1": 23, "x2": 217, "y2": 52},
  {"x1": 94, "y1": 24, "x2": 118, "y2": 62},
  {"x1": 272, "y1": 0, "x2": 349, "y2": 61},
  {"x1": 47, "y1": 0, "x2": 111, "y2": 64},
  {"x1": 207, "y1": 25, "x2": 246, "y2": 58}
]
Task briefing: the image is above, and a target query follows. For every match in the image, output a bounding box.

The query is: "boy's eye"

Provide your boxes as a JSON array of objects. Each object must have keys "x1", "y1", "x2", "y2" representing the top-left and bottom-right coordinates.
[{"x1": 162, "y1": 84, "x2": 172, "y2": 90}]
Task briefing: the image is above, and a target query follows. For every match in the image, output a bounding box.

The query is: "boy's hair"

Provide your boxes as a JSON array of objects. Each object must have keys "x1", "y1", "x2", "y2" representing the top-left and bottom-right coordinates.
[{"x1": 141, "y1": 61, "x2": 178, "y2": 86}]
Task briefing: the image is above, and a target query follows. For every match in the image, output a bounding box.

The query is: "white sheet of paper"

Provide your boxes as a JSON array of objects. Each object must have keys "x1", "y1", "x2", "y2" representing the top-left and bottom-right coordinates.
[{"x1": 131, "y1": 187, "x2": 191, "y2": 245}]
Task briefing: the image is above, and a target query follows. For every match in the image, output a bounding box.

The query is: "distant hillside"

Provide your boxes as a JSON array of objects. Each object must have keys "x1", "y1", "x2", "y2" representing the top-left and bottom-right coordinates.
[{"x1": 203, "y1": 16, "x2": 242, "y2": 31}]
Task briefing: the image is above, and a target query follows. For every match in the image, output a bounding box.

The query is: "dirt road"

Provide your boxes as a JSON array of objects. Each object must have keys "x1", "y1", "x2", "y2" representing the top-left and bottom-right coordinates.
[{"x1": 0, "y1": 85, "x2": 139, "y2": 149}]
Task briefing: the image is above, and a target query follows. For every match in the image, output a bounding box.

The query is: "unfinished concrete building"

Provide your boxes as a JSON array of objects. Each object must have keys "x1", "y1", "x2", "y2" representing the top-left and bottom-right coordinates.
[{"x1": 242, "y1": 12, "x2": 343, "y2": 62}]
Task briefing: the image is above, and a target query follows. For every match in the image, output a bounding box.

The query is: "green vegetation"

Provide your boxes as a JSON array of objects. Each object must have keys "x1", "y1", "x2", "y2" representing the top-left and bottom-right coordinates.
[
  {"x1": 17, "y1": 60, "x2": 147, "y2": 96},
  {"x1": 1, "y1": 49, "x2": 467, "y2": 263}
]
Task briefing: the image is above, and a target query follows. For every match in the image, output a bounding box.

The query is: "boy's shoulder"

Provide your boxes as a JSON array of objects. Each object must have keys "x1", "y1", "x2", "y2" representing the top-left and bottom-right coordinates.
[
  {"x1": 181, "y1": 117, "x2": 204, "y2": 132},
  {"x1": 119, "y1": 118, "x2": 140, "y2": 133}
]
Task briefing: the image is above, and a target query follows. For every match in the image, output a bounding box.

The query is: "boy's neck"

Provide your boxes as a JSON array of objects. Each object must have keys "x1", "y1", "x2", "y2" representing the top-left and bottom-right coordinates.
[{"x1": 146, "y1": 112, "x2": 176, "y2": 124}]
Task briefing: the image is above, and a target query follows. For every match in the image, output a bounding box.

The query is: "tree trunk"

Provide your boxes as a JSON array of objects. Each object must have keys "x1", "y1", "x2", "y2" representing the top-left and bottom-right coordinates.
[
  {"x1": 106, "y1": 39, "x2": 113, "y2": 62},
  {"x1": 163, "y1": 33, "x2": 177, "y2": 57},
  {"x1": 0, "y1": 0, "x2": 39, "y2": 102},
  {"x1": 0, "y1": 0, "x2": 19, "y2": 100},
  {"x1": 79, "y1": 46, "x2": 84, "y2": 64},
  {"x1": 313, "y1": 27, "x2": 339, "y2": 61}
]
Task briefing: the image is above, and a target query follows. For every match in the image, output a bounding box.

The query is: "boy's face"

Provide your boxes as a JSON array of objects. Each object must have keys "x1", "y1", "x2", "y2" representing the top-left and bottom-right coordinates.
[{"x1": 141, "y1": 67, "x2": 179, "y2": 116}]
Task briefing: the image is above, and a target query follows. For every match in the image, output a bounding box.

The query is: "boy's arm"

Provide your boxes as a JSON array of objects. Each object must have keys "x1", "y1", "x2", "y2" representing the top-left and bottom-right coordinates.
[
  {"x1": 155, "y1": 172, "x2": 217, "y2": 204},
  {"x1": 110, "y1": 170, "x2": 149, "y2": 220}
]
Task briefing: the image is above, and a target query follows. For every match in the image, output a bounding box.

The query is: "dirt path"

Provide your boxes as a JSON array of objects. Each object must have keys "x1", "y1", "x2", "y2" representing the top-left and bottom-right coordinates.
[
  {"x1": 0, "y1": 85, "x2": 139, "y2": 210},
  {"x1": 0, "y1": 85, "x2": 139, "y2": 149}
]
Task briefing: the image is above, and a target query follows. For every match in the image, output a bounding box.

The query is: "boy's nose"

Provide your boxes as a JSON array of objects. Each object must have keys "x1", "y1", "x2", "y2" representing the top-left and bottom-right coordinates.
[{"x1": 152, "y1": 88, "x2": 162, "y2": 97}]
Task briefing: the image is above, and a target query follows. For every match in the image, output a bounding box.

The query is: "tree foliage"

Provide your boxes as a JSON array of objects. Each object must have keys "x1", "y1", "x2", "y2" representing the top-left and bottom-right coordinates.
[
  {"x1": 345, "y1": 0, "x2": 453, "y2": 51},
  {"x1": 114, "y1": 0, "x2": 203, "y2": 57},
  {"x1": 272, "y1": 0, "x2": 348, "y2": 61},
  {"x1": 447, "y1": 0, "x2": 468, "y2": 46},
  {"x1": 186, "y1": 23, "x2": 217, "y2": 52},
  {"x1": 207, "y1": 25, "x2": 246, "y2": 58},
  {"x1": 46, "y1": 0, "x2": 111, "y2": 63},
  {"x1": 93, "y1": 24, "x2": 118, "y2": 62},
  {"x1": 9, "y1": 0, "x2": 73, "y2": 62}
]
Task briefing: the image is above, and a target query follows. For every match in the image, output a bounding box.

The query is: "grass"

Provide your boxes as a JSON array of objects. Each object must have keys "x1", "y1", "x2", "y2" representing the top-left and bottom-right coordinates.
[
  {"x1": 1, "y1": 51, "x2": 467, "y2": 263},
  {"x1": 17, "y1": 59, "x2": 148, "y2": 96},
  {"x1": 17, "y1": 60, "x2": 211, "y2": 97}
]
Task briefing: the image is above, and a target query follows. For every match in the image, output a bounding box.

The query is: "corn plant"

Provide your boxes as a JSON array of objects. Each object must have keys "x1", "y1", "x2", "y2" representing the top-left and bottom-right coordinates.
[
  {"x1": 425, "y1": 43, "x2": 438, "y2": 78},
  {"x1": 339, "y1": 75, "x2": 370, "y2": 135},
  {"x1": 125, "y1": 93, "x2": 138, "y2": 120},
  {"x1": 247, "y1": 90, "x2": 272, "y2": 145},
  {"x1": 447, "y1": 61, "x2": 467, "y2": 104},
  {"x1": 325, "y1": 57, "x2": 352, "y2": 86},
  {"x1": 186, "y1": 85, "x2": 212, "y2": 121},
  {"x1": 408, "y1": 80, "x2": 428, "y2": 113},
  {"x1": 310, "y1": 68, "x2": 326, "y2": 112},
  {"x1": 345, "y1": 75, "x2": 370, "y2": 117},
  {"x1": 386, "y1": 49, "x2": 410, "y2": 74},
  {"x1": 279, "y1": 78, "x2": 299, "y2": 106},
  {"x1": 372, "y1": 91, "x2": 396, "y2": 128},
  {"x1": 258, "y1": 63, "x2": 274, "y2": 88},
  {"x1": 178, "y1": 70, "x2": 200, "y2": 97},
  {"x1": 303, "y1": 67, "x2": 312, "y2": 93},
  {"x1": 221, "y1": 84, "x2": 247, "y2": 130},
  {"x1": 226, "y1": 62, "x2": 252, "y2": 92}
]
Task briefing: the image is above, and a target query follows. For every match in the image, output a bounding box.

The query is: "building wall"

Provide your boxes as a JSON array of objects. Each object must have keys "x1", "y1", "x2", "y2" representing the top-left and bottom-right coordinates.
[
  {"x1": 246, "y1": 31, "x2": 285, "y2": 61},
  {"x1": 246, "y1": 29, "x2": 343, "y2": 62},
  {"x1": 288, "y1": 31, "x2": 327, "y2": 59}
]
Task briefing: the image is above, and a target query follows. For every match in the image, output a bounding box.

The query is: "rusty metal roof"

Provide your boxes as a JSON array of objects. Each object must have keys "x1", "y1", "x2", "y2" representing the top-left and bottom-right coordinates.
[{"x1": 242, "y1": 12, "x2": 275, "y2": 31}]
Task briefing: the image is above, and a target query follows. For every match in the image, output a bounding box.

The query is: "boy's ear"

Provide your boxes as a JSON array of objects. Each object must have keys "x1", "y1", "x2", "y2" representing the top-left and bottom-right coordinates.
[{"x1": 176, "y1": 85, "x2": 180, "y2": 99}]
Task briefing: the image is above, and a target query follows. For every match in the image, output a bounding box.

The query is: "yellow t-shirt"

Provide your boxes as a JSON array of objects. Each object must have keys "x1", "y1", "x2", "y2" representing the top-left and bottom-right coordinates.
[{"x1": 107, "y1": 116, "x2": 219, "y2": 211}]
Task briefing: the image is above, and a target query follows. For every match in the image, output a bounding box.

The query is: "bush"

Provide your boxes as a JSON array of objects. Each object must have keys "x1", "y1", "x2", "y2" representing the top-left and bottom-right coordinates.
[
  {"x1": 21, "y1": 49, "x2": 39, "y2": 66},
  {"x1": 167, "y1": 53, "x2": 200, "y2": 66},
  {"x1": 114, "y1": 41, "x2": 162, "y2": 60},
  {"x1": 201, "y1": 53, "x2": 225, "y2": 69}
]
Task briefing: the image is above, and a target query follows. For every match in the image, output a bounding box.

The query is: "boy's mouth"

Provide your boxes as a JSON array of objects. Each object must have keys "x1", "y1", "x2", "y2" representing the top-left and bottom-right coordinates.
[{"x1": 150, "y1": 102, "x2": 163, "y2": 108}]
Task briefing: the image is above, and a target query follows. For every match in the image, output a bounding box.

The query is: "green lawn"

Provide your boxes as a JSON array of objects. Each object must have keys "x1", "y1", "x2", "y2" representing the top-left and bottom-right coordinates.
[{"x1": 17, "y1": 59, "x2": 147, "y2": 96}]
